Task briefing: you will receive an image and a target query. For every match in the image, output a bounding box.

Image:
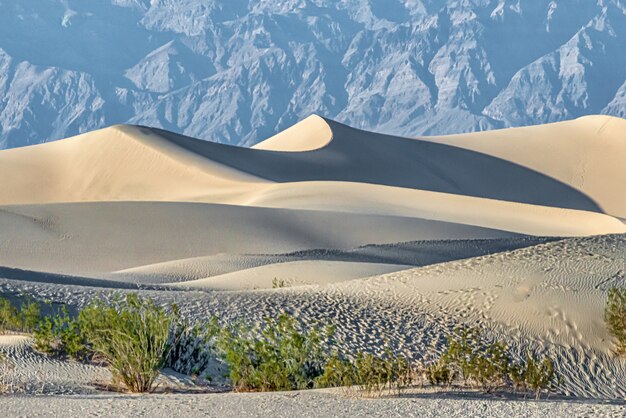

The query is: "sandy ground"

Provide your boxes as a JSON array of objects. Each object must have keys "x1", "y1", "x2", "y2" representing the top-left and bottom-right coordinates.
[
  {"x1": 2, "y1": 235, "x2": 626, "y2": 400},
  {"x1": 0, "y1": 391, "x2": 624, "y2": 418},
  {"x1": 1, "y1": 115, "x2": 626, "y2": 415}
]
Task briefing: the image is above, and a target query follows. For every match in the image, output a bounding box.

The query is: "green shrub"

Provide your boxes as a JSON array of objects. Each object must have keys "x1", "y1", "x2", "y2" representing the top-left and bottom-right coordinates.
[
  {"x1": 166, "y1": 316, "x2": 220, "y2": 380},
  {"x1": 315, "y1": 350, "x2": 412, "y2": 396},
  {"x1": 78, "y1": 294, "x2": 174, "y2": 392},
  {"x1": 605, "y1": 287, "x2": 626, "y2": 356},
  {"x1": 216, "y1": 313, "x2": 332, "y2": 392},
  {"x1": 426, "y1": 360, "x2": 453, "y2": 387},
  {"x1": 350, "y1": 351, "x2": 412, "y2": 396},
  {"x1": 468, "y1": 339, "x2": 510, "y2": 393},
  {"x1": 33, "y1": 305, "x2": 86, "y2": 359},
  {"x1": 19, "y1": 301, "x2": 41, "y2": 333},
  {"x1": 33, "y1": 315, "x2": 55, "y2": 355},
  {"x1": 509, "y1": 352, "x2": 556, "y2": 400},
  {"x1": 0, "y1": 298, "x2": 19, "y2": 332},
  {"x1": 0, "y1": 297, "x2": 41, "y2": 333},
  {"x1": 427, "y1": 326, "x2": 558, "y2": 397},
  {"x1": 432, "y1": 326, "x2": 510, "y2": 392},
  {"x1": 314, "y1": 353, "x2": 354, "y2": 388},
  {"x1": 272, "y1": 278, "x2": 286, "y2": 289}
]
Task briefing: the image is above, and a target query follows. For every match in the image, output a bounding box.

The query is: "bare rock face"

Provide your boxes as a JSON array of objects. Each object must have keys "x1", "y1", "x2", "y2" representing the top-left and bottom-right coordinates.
[{"x1": 0, "y1": 0, "x2": 625, "y2": 148}]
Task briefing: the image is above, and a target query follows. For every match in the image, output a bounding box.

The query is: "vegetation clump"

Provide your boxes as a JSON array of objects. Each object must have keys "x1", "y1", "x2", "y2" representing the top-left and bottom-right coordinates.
[
  {"x1": 509, "y1": 351, "x2": 557, "y2": 399},
  {"x1": 0, "y1": 297, "x2": 41, "y2": 333},
  {"x1": 316, "y1": 350, "x2": 412, "y2": 396},
  {"x1": 426, "y1": 326, "x2": 558, "y2": 399},
  {"x1": 1, "y1": 294, "x2": 562, "y2": 398},
  {"x1": 78, "y1": 294, "x2": 175, "y2": 392},
  {"x1": 33, "y1": 304, "x2": 86, "y2": 359},
  {"x1": 215, "y1": 313, "x2": 332, "y2": 391},
  {"x1": 272, "y1": 278, "x2": 286, "y2": 289},
  {"x1": 213, "y1": 314, "x2": 413, "y2": 395},
  {"x1": 605, "y1": 287, "x2": 626, "y2": 356}
]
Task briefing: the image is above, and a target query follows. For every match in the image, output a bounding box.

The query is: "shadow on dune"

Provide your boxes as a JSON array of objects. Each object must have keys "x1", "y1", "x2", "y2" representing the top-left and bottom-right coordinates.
[
  {"x1": 0, "y1": 266, "x2": 150, "y2": 290},
  {"x1": 147, "y1": 119, "x2": 602, "y2": 213}
]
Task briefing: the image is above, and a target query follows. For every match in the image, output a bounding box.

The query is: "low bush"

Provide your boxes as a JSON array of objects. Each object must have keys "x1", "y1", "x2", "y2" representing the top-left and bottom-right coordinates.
[
  {"x1": 0, "y1": 298, "x2": 19, "y2": 332},
  {"x1": 314, "y1": 353, "x2": 354, "y2": 389},
  {"x1": 1, "y1": 294, "x2": 563, "y2": 398},
  {"x1": 78, "y1": 294, "x2": 174, "y2": 392},
  {"x1": 351, "y1": 351, "x2": 412, "y2": 395},
  {"x1": 33, "y1": 305, "x2": 86, "y2": 359},
  {"x1": 438, "y1": 326, "x2": 510, "y2": 392},
  {"x1": 316, "y1": 350, "x2": 412, "y2": 396},
  {"x1": 426, "y1": 360, "x2": 453, "y2": 387},
  {"x1": 0, "y1": 297, "x2": 41, "y2": 333},
  {"x1": 216, "y1": 313, "x2": 332, "y2": 391},
  {"x1": 509, "y1": 352, "x2": 556, "y2": 399},
  {"x1": 166, "y1": 315, "x2": 220, "y2": 380},
  {"x1": 426, "y1": 326, "x2": 558, "y2": 398},
  {"x1": 272, "y1": 278, "x2": 286, "y2": 289},
  {"x1": 605, "y1": 287, "x2": 626, "y2": 356},
  {"x1": 19, "y1": 301, "x2": 41, "y2": 333}
]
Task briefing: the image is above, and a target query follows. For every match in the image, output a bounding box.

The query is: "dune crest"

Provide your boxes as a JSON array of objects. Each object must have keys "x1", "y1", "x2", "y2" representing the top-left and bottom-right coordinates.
[
  {"x1": 252, "y1": 115, "x2": 333, "y2": 152},
  {"x1": 425, "y1": 115, "x2": 626, "y2": 218},
  {"x1": 0, "y1": 115, "x2": 625, "y2": 239}
]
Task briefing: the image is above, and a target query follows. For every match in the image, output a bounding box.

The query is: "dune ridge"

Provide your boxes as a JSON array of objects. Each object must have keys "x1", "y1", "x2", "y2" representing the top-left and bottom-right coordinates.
[
  {"x1": 0, "y1": 115, "x2": 625, "y2": 279},
  {"x1": 0, "y1": 115, "x2": 624, "y2": 239}
]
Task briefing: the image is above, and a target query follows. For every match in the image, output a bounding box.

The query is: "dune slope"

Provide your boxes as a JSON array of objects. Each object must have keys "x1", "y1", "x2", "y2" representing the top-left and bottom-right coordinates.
[
  {"x1": 1, "y1": 116, "x2": 626, "y2": 400},
  {"x1": 0, "y1": 115, "x2": 624, "y2": 241}
]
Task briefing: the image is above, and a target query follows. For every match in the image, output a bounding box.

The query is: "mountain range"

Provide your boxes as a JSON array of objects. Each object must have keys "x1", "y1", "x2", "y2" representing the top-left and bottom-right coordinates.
[{"x1": 0, "y1": 0, "x2": 625, "y2": 149}]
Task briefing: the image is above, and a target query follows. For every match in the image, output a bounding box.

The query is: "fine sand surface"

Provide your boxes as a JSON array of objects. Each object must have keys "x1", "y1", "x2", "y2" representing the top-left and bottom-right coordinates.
[
  {"x1": 1, "y1": 115, "x2": 626, "y2": 415},
  {"x1": 0, "y1": 390, "x2": 623, "y2": 418},
  {"x1": 169, "y1": 260, "x2": 413, "y2": 290},
  {"x1": 425, "y1": 115, "x2": 626, "y2": 218}
]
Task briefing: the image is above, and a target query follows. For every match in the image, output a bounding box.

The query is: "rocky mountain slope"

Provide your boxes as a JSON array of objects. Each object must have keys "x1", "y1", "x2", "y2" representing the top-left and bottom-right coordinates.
[{"x1": 0, "y1": 0, "x2": 625, "y2": 149}]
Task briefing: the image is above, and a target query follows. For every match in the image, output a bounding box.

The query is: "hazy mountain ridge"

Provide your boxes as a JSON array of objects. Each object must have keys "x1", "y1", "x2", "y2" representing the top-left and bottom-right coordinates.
[{"x1": 0, "y1": 0, "x2": 625, "y2": 148}]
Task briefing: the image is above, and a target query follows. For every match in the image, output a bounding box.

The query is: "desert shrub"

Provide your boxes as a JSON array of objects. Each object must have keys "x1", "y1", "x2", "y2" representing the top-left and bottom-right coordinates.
[
  {"x1": 426, "y1": 326, "x2": 558, "y2": 397},
  {"x1": 78, "y1": 294, "x2": 174, "y2": 392},
  {"x1": 216, "y1": 313, "x2": 332, "y2": 391},
  {"x1": 509, "y1": 352, "x2": 556, "y2": 400},
  {"x1": 33, "y1": 305, "x2": 86, "y2": 359},
  {"x1": 0, "y1": 298, "x2": 19, "y2": 332},
  {"x1": 605, "y1": 287, "x2": 626, "y2": 356},
  {"x1": 18, "y1": 301, "x2": 41, "y2": 333},
  {"x1": 426, "y1": 360, "x2": 453, "y2": 386},
  {"x1": 166, "y1": 315, "x2": 220, "y2": 380},
  {"x1": 33, "y1": 315, "x2": 55, "y2": 355},
  {"x1": 272, "y1": 278, "x2": 286, "y2": 289},
  {"x1": 0, "y1": 297, "x2": 41, "y2": 333},
  {"x1": 314, "y1": 353, "x2": 354, "y2": 389},
  {"x1": 349, "y1": 351, "x2": 412, "y2": 396},
  {"x1": 431, "y1": 326, "x2": 510, "y2": 392},
  {"x1": 315, "y1": 350, "x2": 412, "y2": 396}
]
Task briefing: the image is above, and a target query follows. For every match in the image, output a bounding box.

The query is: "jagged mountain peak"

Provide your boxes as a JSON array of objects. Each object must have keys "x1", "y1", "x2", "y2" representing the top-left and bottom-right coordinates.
[{"x1": 0, "y1": 0, "x2": 624, "y2": 149}]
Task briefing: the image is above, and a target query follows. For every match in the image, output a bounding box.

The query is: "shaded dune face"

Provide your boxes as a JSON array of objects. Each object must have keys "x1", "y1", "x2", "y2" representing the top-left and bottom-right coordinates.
[
  {"x1": 151, "y1": 120, "x2": 602, "y2": 214},
  {"x1": 0, "y1": 115, "x2": 624, "y2": 278},
  {"x1": 0, "y1": 201, "x2": 513, "y2": 276}
]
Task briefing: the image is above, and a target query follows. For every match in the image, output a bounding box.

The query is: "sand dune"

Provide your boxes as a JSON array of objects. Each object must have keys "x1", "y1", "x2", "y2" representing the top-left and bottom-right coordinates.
[
  {"x1": 0, "y1": 202, "x2": 512, "y2": 276},
  {"x1": 251, "y1": 115, "x2": 333, "y2": 152},
  {"x1": 2, "y1": 115, "x2": 626, "y2": 402},
  {"x1": 103, "y1": 237, "x2": 553, "y2": 285},
  {"x1": 170, "y1": 260, "x2": 412, "y2": 290},
  {"x1": 0, "y1": 114, "x2": 624, "y2": 243},
  {"x1": 425, "y1": 115, "x2": 626, "y2": 218}
]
